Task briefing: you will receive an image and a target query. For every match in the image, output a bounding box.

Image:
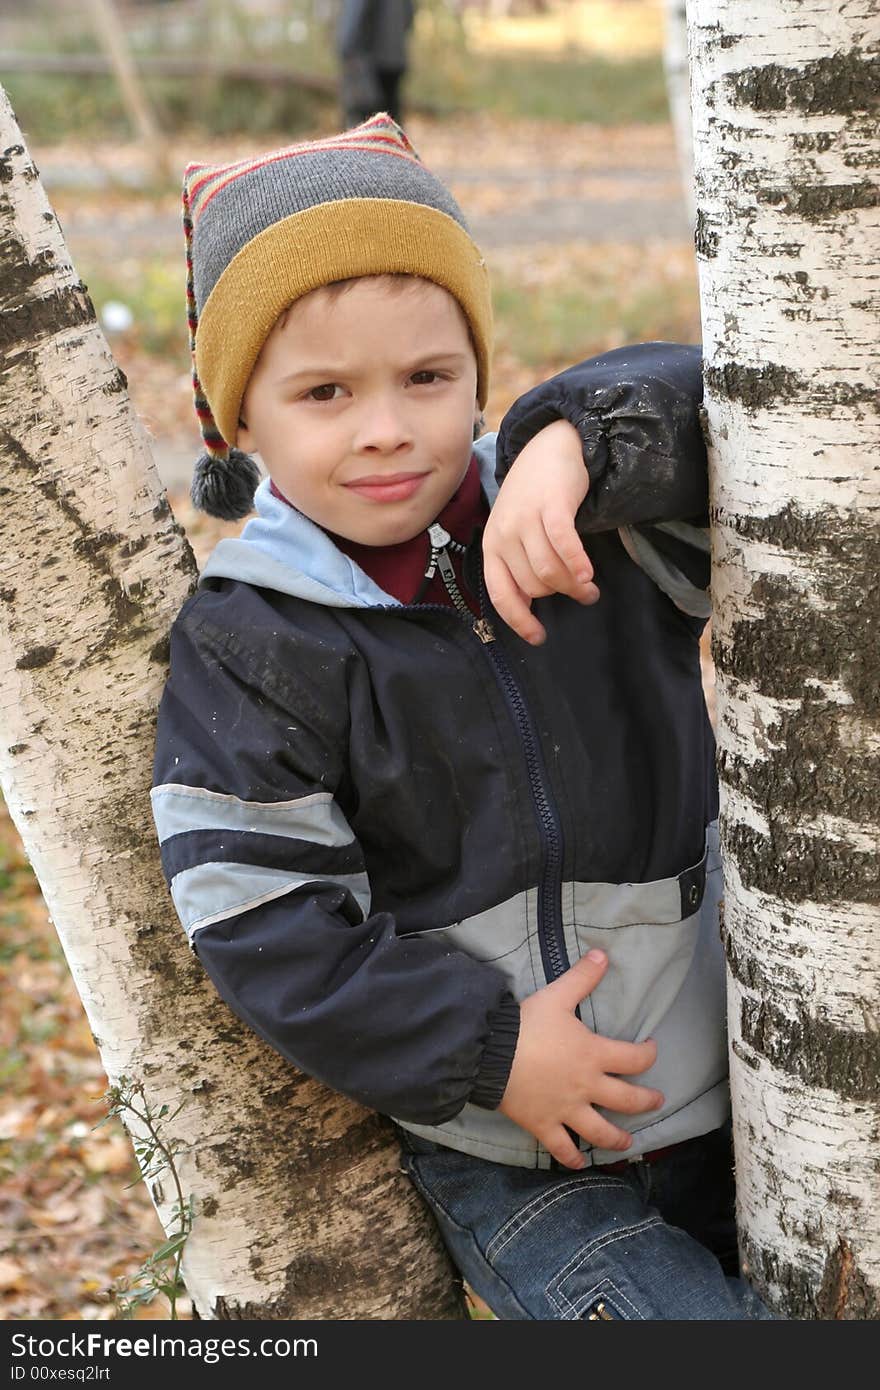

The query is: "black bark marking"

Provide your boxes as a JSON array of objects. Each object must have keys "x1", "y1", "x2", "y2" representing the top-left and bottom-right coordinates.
[
  {"x1": 725, "y1": 935, "x2": 778, "y2": 997},
  {"x1": 726, "y1": 822, "x2": 878, "y2": 906},
  {"x1": 0, "y1": 281, "x2": 94, "y2": 354},
  {"x1": 731, "y1": 53, "x2": 880, "y2": 116},
  {"x1": 0, "y1": 430, "x2": 41, "y2": 473},
  {"x1": 705, "y1": 362, "x2": 799, "y2": 408},
  {"x1": 757, "y1": 182, "x2": 879, "y2": 219},
  {"x1": 102, "y1": 367, "x2": 128, "y2": 395},
  {"x1": 15, "y1": 645, "x2": 57, "y2": 670},
  {"x1": 8, "y1": 743, "x2": 28, "y2": 755},
  {"x1": 0, "y1": 587, "x2": 17, "y2": 602},
  {"x1": 695, "y1": 209, "x2": 719, "y2": 258},
  {"x1": 740, "y1": 1236, "x2": 816, "y2": 1318},
  {"x1": 714, "y1": 509, "x2": 880, "y2": 720},
  {"x1": 0, "y1": 234, "x2": 56, "y2": 306},
  {"x1": 29, "y1": 480, "x2": 150, "y2": 654},
  {"x1": 149, "y1": 635, "x2": 171, "y2": 665},
  {"x1": 743, "y1": 1230, "x2": 878, "y2": 1320},
  {"x1": 792, "y1": 132, "x2": 835, "y2": 155},
  {"x1": 816, "y1": 1236, "x2": 876, "y2": 1319},
  {"x1": 740, "y1": 993, "x2": 880, "y2": 1103},
  {"x1": 0, "y1": 144, "x2": 29, "y2": 182},
  {"x1": 772, "y1": 270, "x2": 826, "y2": 300},
  {"x1": 719, "y1": 702, "x2": 879, "y2": 825}
]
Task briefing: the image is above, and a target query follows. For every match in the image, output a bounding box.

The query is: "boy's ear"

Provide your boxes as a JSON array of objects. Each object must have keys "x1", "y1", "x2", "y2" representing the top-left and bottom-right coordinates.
[{"x1": 237, "y1": 415, "x2": 255, "y2": 452}]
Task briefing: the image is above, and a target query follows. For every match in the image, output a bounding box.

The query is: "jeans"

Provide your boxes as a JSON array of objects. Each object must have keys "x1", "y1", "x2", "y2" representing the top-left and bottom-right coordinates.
[{"x1": 395, "y1": 1122, "x2": 775, "y2": 1320}]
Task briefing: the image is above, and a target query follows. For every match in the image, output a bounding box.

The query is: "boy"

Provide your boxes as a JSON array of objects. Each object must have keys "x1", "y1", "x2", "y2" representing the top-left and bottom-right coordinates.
[{"x1": 151, "y1": 115, "x2": 771, "y2": 1319}]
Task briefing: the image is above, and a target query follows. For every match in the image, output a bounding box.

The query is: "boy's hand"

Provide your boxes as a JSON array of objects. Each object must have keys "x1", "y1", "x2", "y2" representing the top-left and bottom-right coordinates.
[
  {"x1": 498, "y1": 949, "x2": 664, "y2": 1170},
  {"x1": 483, "y1": 419, "x2": 599, "y2": 645}
]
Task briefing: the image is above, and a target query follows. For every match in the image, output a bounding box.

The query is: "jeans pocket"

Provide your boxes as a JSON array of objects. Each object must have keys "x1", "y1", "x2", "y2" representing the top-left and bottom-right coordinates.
[{"x1": 544, "y1": 1214, "x2": 664, "y2": 1320}]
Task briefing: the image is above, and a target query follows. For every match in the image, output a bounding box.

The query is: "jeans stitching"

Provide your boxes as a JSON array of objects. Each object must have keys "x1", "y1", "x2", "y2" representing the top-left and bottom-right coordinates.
[
  {"x1": 548, "y1": 1274, "x2": 646, "y2": 1321},
  {"x1": 548, "y1": 1214, "x2": 665, "y2": 1289},
  {"x1": 400, "y1": 1154, "x2": 533, "y2": 1320},
  {"x1": 486, "y1": 1179, "x2": 627, "y2": 1262},
  {"x1": 485, "y1": 1176, "x2": 592, "y2": 1257}
]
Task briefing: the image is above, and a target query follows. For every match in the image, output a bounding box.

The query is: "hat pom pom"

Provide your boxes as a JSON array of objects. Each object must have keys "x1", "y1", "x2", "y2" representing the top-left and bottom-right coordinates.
[{"x1": 191, "y1": 449, "x2": 261, "y2": 520}]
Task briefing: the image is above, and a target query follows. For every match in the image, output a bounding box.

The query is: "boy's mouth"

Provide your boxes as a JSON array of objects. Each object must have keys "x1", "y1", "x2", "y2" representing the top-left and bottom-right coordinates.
[{"x1": 343, "y1": 471, "x2": 429, "y2": 503}]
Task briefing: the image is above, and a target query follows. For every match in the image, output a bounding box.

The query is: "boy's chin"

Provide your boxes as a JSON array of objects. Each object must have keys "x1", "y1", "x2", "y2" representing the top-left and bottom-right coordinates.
[{"x1": 347, "y1": 517, "x2": 433, "y2": 548}]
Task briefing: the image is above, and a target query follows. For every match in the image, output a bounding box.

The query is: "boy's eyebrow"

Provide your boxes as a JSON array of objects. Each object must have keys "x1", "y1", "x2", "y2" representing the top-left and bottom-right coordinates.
[{"x1": 273, "y1": 350, "x2": 472, "y2": 388}]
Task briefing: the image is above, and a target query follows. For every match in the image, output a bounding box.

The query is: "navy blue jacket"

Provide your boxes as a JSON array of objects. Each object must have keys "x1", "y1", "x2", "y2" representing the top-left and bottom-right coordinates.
[{"x1": 151, "y1": 343, "x2": 727, "y2": 1169}]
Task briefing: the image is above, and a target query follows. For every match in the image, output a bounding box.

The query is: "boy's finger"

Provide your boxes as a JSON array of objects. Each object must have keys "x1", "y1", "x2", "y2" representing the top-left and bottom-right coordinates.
[
  {"x1": 546, "y1": 948, "x2": 608, "y2": 1010},
  {"x1": 500, "y1": 537, "x2": 558, "y2": 601},
  {"x1": 595, "y1": 1035, "x2": 659, "y2": 1076},
  {"x1": 543, "y1": 514, "x2": 594, "y2": 590},
  {"x1": 542, "y1": 1126, "x2": 587, "y2": 1171},
  {"x1": 483, "y1": 554, "x2": 546, "y2": 645},
  {"x1": 519, "y1": 527, "x2": 584, "y2": 601},
  {"x1": 570, "y1": 1106, "x2": 633, "y2": 1154},
  {"x1": 592, "y1": 1077, "x2": 665, "y2": 1116}
]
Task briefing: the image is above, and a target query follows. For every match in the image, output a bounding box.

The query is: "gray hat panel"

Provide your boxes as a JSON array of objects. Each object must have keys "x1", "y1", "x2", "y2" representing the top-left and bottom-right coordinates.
[{"x1": 192, "y1": 149, "x2": 469, "y2": 311}]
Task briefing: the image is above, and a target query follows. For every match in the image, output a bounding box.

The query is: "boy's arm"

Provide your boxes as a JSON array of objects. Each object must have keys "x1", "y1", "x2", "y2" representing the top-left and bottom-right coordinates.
[
  {"x1": 496, "y1": 341, "x2": 708, "y2": 530},
  {"x1": 153, "y1": 600, "x2": 662, "y2": 1166},
  {"x1": 151, "y1": 604, "x2": 519, "y2": 1127},
  {"x1": 488, "y1": 342, "x2": 711, "y2": 643}
]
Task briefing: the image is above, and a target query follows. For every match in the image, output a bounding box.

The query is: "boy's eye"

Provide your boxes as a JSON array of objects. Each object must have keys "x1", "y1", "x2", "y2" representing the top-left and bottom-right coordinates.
[
  {"x1": 410, "y1": 370, "x2": 442, "y2": 386},
  {"x1": 306, "y1": 383, "x2": 342, "y2": 401}
]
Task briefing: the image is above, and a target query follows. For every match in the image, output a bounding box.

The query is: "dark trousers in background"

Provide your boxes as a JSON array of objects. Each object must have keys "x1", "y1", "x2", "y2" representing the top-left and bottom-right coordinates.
[{"x1": 342, "y1": 63, "x2": 405, "y2": 128}]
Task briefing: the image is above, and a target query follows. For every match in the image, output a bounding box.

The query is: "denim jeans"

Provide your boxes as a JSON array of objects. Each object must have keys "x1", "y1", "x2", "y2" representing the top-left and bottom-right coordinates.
[{"x1": 395, "y1": 1122, "x2": 775, "y2": 1320}]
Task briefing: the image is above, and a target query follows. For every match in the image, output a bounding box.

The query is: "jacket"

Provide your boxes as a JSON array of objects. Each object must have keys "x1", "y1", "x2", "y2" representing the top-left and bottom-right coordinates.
[{"x1": 151, "y1": 342, "x2": 728, "y2": 1170}]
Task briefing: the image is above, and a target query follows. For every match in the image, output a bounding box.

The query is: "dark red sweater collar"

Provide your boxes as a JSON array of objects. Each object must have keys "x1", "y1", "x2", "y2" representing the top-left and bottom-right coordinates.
[{"x1": 270, "y1": 456, "x2": 489, "y2": 606}]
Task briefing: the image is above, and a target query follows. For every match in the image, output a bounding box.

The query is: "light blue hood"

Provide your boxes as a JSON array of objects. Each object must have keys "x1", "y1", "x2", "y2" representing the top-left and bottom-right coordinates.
[{"x1": 200, "y1": 432, "x2": 499, "y2": 607}]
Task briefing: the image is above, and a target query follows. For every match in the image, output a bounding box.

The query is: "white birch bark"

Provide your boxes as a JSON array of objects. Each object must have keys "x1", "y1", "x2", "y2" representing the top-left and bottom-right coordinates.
[
  {"x1": 663, "y1": 0, "x2": 696, "y2": 226},
  {"x1": 687, "y1": 0, "x2": 880, "y2": 1318},
  {"x1": 0, "y1": 89, "x2": 465, "y2": 1320}
]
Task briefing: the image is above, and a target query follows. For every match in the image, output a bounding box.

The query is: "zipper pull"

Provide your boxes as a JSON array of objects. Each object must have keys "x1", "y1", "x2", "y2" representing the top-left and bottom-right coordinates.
[
  {"x1": 428, "y1": 522, "x2": 451, "y2": 549},
  {"x1": 473, "y1": 617, "x2": 495, "y2": 644}
]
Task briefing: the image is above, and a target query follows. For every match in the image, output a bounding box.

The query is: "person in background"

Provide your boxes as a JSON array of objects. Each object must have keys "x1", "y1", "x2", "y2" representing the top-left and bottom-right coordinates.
[{"x1": 337, "y1": 0, "x2": 415, "y2": 127}]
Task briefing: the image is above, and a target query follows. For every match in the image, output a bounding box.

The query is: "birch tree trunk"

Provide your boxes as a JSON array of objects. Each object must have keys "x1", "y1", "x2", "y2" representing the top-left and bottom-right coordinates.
[
  {"x1": 688, "y1": 1, "x2": 880, "y2": 1319},
  {"x1": 663, "y1": 0, "x2": 696, "y2": 226},
  {"x1": 0, "y1": 89, "x2": 465, "y2": 1321}
]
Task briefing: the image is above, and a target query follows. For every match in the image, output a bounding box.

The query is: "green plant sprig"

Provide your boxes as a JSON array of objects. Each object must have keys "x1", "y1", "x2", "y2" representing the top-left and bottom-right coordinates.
[{"x1": 96, "y1": 1076, "x2": 193, "y2": 1319}]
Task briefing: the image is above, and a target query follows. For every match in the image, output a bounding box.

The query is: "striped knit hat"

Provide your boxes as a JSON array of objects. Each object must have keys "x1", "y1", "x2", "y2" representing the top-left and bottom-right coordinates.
[{"x1": 184, "y1": 113, "x2": 493, "y2": 519}]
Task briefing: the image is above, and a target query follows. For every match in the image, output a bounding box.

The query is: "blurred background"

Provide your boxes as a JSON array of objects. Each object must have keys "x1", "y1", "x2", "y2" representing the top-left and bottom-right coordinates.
[{"x1": 0, "y1": 0, "x2": 707, "y2": 1320}]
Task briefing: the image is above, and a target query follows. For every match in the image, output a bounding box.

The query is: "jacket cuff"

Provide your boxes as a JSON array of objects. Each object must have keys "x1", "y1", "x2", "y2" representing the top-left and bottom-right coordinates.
[
  {"x1": 469, "y1": 993, "x2": 521, "y2": 1110},
  {"x1": 496, "y1": 343, "x2": 708, "y2": 532}
]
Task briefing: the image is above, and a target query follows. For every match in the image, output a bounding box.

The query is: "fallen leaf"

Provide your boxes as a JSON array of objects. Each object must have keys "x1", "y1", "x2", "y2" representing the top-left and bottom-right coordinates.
[{"x1": 0, "y1": 1258, "x2": 27, "y2": 1292}]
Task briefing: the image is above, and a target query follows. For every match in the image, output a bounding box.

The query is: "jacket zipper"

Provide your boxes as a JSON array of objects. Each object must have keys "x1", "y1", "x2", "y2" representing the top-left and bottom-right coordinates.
[
  {"x1": 473, "y1": 570, "x2": 570, "y2": 985},
  {"x1": 393, "y1": 571, "x2": 570, "y2": 986}
]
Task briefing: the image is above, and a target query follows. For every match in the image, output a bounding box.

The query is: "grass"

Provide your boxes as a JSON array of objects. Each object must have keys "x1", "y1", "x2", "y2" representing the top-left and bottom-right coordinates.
[
  {"x1": 493, "y1": 257, "x2": 700, "y2": 370},
  {"x1": 412, "y1": 51, "x2": 668, "y2": 125}
]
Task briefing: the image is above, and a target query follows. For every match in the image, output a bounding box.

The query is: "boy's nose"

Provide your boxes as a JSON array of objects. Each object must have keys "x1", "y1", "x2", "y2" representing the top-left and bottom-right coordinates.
[{"x1": 353, "y1": 397, "x2": 414, "y2": 454}]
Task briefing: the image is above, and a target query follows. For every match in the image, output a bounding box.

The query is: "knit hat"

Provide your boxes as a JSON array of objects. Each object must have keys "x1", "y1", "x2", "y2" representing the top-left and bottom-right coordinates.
[{"x1": 183, "y1": 112, "x2": 493, "y2": 519}]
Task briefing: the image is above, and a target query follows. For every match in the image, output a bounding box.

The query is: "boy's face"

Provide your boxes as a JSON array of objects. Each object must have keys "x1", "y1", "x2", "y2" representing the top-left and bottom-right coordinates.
[{"x1": 238, "y1": 277, "x2": 481, "y2": 547}]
